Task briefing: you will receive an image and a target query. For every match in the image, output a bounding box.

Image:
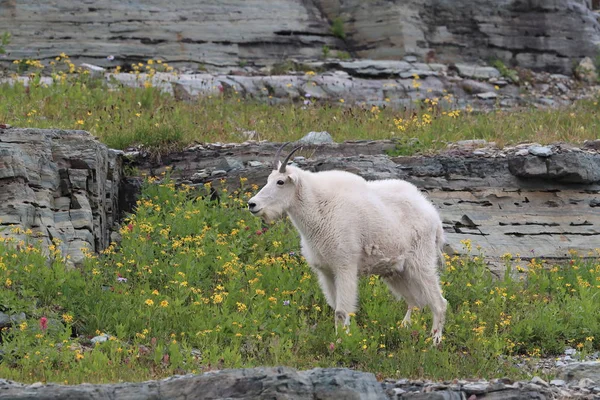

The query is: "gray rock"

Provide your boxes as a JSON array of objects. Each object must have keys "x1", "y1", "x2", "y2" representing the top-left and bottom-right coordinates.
[
  {"x1": 455, "y1": 64, "x2": 500, "y2": 79},
  {"x1": 454, "y1": 139, "x2": 488, "y2": 149},
  {"x1": 508, "y1": 152, "x2": 600, "y2": 183},
  {"x1": 565, "y1": 348, "x2": 577, "y2": 356},
  {"x1": 79, "y1": 63, "x2": 106, "y2": 78},
  {"x1": 515, "y1": 149, "x2": 530, "y2": 156},
  {"x1": 247, "y1": 161, "x2": 264, "y2": 167},
  {"x1": 559, "y1": 361, "x2": 600, "y2": 385},
  {"x1": 218, "y1": 157, "x2": 244, "y2": 172},
  {"x1": 403, "y1": 55, "x2": 418, "y2": 63},
  {"x1": 530, "y1": 376, "x2": 549, "y2": 387},
  {"x1": 0, "y1": 367, "x2": 387, "y2": 399},
  {"x1": 336, "y1": 60, "x2": 412, "y2": 77},
  {"x1": 0, "y1": 128, "x2": 121, "y2": 267},
  {"x1": 576, "y1": 378, "x2": 597, "y2": 388},
  {"x1": 475, "y1": 91, "x2": 498, "y2": 100},
  {"x1": 528, "y1": 146, "x2": 553, "y2": 157},
  {"x1": 575, "y1": 57, "x2": 598, "y2": 83},
  {"x1": 550, "y1": 379, "x2": 566, "y2": 386},
  {"x1": 555, "y1": 82, "x2": 569, "y2": 94},
  {"x1": 190, "y1": 171, "x2": 209, "y2": 182},
  {"x1": 462, "y1": 381, "x2": 489, "y2": 394},
  {"x1": 535, "y1": 97, "x2": 557, "y2": 108},
  {"x1": 90, "y1": 334, "x2": 111, "y2": 344},
  {"x1": 400, "y1": 69, "x2": 439, "y2": 78},
  {"x1": 0, "y1": 312, "x2": 26, "y2": 329},
  {"x1": 583, "y1": 139, "x2": 600, "y2": 151},
  {"x1": 299, "y1": 131, "x2": 334, "y2": 144},
  {"x1": 461, "y1": 79, "x2": 496, "y2": 94},
  {"x1": 211, "y1": 170, "x2": 227, "y2": 177}
]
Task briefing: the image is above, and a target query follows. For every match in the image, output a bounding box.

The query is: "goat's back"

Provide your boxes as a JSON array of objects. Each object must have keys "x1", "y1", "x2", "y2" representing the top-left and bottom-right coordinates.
[{"x1": 366, "y1": 179, "x2": 441, "y2": 227}]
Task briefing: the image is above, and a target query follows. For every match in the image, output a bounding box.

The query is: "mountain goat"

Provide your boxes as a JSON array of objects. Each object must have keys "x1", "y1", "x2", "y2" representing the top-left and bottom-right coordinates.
[{"x1": 247, "y1": 143, "x2": 448, "y2": 345}]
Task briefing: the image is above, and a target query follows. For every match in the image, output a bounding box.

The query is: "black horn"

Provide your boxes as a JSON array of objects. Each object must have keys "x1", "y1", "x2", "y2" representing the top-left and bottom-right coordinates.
[
  {"x1": 279, "y1": 145, "x2": 303, "y2": 173},
  {"x1": 273, "y1": 142, "x2": 290, "y2": 170}
]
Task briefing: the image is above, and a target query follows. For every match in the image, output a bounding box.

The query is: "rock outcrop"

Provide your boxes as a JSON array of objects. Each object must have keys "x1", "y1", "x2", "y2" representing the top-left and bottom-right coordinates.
[
  {"x1": 1, "y1": 363, "x2": 599, "y2": 399},
  {"x1": 0, "y1": 367, "x2": 386, "y2": 400},
  {"x1": 3, "y1": 60, "x2": 600, "y2": 113},
  {"x1": 0, "y1": 127, "x2": 121, "y2": 267},
  {"x1": 319, "y1": 0, "x2": 600, "y2": 74},
  {"x1": 1, "y1": 0, "x2": 599, "y2": 75}
]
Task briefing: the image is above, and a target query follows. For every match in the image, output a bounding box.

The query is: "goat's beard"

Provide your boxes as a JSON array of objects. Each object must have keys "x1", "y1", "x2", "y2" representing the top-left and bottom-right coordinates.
[{"x1": 258, "y1": 207, "x2": 284, "y2": 224}]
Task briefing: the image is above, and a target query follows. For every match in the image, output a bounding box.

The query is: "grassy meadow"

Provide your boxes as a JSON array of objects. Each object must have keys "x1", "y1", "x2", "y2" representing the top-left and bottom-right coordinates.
[
  {"x1": 0, "y1": 176, "x2": 599, "y2": 384},
  {"x1": 0, "y1": 56, "x2": 599, "y2": 384},
  {"x1": 0, "y1": 56, "x2": 599, "y2": 156}
]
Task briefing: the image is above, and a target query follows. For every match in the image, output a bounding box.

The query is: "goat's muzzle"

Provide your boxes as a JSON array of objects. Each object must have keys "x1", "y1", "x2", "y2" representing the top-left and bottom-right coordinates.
[{"x1": 248, "y1": 201, "x2": 259, "y2": 214}]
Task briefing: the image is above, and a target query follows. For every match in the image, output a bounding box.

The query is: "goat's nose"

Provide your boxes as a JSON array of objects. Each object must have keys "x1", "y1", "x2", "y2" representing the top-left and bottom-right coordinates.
[{"x1": 248, "y1": 202, "x2": 256, "y2": 210}]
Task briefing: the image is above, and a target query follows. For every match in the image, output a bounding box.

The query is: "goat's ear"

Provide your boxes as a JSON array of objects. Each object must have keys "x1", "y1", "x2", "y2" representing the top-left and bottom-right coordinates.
[{"x1": 288, "y1": 171, "x2": 300, "y2": 184}]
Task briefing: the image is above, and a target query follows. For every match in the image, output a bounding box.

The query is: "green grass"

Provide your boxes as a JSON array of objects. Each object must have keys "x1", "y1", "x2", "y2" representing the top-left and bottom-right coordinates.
[
  {"x1": 0, "y1": 60, "x2": 599, "y2": 156},
  {"x1": 0, "y1": 176, "x2": 599, "y2": 385},
  {"x1": 331, "y1": 17, "x2": 346, "y2": 40}
]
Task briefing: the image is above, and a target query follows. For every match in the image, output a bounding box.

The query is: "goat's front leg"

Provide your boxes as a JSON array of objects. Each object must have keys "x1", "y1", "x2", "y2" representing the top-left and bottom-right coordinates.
[
  {"x1": 333, "y1": 266, "x2": 359, "y2": 335},
  {"x1": 315, "y1": 269, "x2": 336, "y2": 310}
]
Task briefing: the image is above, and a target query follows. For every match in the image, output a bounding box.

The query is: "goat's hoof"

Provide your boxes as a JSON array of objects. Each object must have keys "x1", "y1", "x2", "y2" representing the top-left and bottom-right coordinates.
[
  {"x1": 431, "y1": 329, "x2": 443, "y2": 346},
  {"x1": 335, "y1": 310, "x2": 350, "y2": 334}
]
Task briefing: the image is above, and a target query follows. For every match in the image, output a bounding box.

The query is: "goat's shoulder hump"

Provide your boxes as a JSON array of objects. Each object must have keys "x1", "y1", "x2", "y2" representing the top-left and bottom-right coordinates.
[{"x1": 315, "y1": 169, "x2": 366, "y2": 182}]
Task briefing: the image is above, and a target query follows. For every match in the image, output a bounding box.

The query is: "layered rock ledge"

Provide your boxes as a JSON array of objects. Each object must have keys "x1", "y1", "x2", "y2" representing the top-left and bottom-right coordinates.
[
  {"x1": 1, "y1": 0, "x2": 599, "y2": 75},
  {"x1": 3, "y1": 58, "x2": 600, "y2": 113},
  {"x1": 1, "y1": 363, "x2": 599, "y2": 399},
  {"x1": 0, "y1": 128, "x2": 121, "y2": 266}
]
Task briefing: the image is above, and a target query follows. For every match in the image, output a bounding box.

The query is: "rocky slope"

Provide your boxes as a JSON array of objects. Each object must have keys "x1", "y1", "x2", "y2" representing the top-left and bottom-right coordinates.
[
  {"x1": 0, "y1": 363, "x2": 599, "y2": 399},
  {"x1": 1, "y1": 0, "x2": 599, "y2": 74},
  {"x1": 3, "y1": 58, "x2": 600, "y2": 113}
]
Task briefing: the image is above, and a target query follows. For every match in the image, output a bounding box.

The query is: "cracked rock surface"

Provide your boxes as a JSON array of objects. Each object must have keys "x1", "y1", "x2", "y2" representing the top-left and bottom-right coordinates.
[
  {"x1": 0, "y1": 127, "x2": 121, "y2": 267},
  {"x1": 1, "y1": 363, "x2": 599, "y2": 399},
  {"x1": 1, "y1": 0, "x2": 599, "y2": 75}
]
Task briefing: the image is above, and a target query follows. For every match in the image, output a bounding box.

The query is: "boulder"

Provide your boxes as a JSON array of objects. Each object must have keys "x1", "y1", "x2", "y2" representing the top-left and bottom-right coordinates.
[{"x1": 575, "y1": 57, "x2": 598, "y2": 83}]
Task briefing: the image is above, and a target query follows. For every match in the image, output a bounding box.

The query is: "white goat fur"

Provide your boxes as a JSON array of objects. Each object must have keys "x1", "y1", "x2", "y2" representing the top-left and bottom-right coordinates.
[{"x1": 248, "y1": 162, "x2": 448, "y2": 345}]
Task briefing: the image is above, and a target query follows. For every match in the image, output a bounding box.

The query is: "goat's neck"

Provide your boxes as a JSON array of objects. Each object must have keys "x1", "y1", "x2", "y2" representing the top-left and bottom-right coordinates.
[{"x1": 285, "y1": 175, "x2": 324, "y2": 239}]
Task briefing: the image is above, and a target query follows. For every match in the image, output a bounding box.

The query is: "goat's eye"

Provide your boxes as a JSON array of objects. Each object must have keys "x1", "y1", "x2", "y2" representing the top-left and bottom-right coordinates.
[{"x1": 277, "y1": 180, "x2": 285, "y2": 186}]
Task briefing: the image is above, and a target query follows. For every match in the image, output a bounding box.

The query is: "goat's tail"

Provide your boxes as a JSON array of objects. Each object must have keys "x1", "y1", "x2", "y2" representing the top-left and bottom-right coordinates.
[{"x1": 435, "y1": 224, "x2": 446, "y2": 269}]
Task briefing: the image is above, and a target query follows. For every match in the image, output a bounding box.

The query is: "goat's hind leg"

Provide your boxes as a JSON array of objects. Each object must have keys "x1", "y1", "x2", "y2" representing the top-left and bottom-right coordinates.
[
  {"x1": 411, "y1": 260, "x2": 448, "y2": 345},
  {"x1": 429, "y1": 286, "x2": 448, "y2": 346},
  {"x1": 383, "y1": 274, "x2": 418, "y2": 328}
]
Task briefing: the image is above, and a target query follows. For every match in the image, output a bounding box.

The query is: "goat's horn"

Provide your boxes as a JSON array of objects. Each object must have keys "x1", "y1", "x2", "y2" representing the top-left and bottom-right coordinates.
[
  {"x1": 279, "y1": 145, "x2": 303, "y2": 173},
  {"x1": 274, "y1": 142, "x2": 290, "y2": 170}
]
